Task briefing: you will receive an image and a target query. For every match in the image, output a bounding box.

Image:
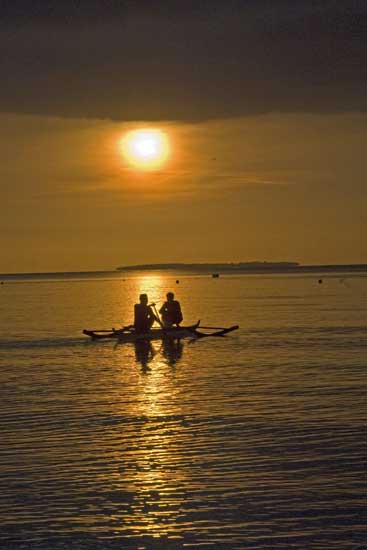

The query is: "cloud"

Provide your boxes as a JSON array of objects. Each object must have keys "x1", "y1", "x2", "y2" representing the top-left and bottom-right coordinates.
[{"x1": 1, "y1": 1, "x2": 366, "y2": 121}]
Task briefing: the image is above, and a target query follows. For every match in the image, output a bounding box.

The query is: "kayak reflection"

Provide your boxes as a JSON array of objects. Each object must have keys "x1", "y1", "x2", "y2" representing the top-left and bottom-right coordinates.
[
  {"x1": 134, "y1": 340, "x2": 156, "y2": 372},
  {"x1": 162, "y1": 338, "x2": 183, "y2": 366},
  {"x1": 133, "y1": 338, "x2": 184, "y2": 371}
]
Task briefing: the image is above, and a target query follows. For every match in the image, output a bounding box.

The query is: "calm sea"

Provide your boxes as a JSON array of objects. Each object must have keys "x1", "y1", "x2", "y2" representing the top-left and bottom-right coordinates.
[{"x1": 0, "y1": 270, "x2": 366, "y2": 549}]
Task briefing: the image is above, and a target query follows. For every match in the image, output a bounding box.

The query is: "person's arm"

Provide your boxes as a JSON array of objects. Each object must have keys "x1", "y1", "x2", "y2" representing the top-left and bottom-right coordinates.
[{"x1": 175, "y1": 301, "x2": 183, "y2": 324}]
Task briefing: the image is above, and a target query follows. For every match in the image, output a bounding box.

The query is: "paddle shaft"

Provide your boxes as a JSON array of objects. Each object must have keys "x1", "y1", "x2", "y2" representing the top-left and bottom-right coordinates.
[{"x1": 151, "y1": 304, "x2": 164, "y2": 328}]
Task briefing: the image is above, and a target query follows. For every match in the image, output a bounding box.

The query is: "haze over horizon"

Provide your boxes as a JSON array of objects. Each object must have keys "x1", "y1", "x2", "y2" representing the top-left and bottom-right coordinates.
[{"x1": 1, "y1": 1, "x2": 366, "y2": 272}]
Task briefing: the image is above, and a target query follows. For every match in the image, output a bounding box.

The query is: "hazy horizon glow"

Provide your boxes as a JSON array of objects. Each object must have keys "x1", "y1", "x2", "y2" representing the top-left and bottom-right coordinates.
[{"x1": 1, "y1": 111, "x2": 366, "y2": 273}]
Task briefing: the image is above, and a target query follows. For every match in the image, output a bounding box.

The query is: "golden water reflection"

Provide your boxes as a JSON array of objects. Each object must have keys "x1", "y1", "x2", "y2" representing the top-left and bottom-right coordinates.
[
  {"x1": 103, "y1": 275, "x2": 191, "y2": 538},
  {"x1": 135, "y1": 274, "x2": 166, "y2": 307},
  {"x1": 118, "y1": 348, "x2": 187, "y2": 539},
  {"x1": 111, "y1": 280, "x2": 188, "y2": 539}
]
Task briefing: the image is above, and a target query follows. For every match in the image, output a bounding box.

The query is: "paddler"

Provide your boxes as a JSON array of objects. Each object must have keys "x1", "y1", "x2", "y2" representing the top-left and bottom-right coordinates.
[
  {"x1": 134, "y1": 294, "x2": 158, "y2": 332},
  {"x1": 159, "y1": 292, "x2": 183, "y2": 328}
]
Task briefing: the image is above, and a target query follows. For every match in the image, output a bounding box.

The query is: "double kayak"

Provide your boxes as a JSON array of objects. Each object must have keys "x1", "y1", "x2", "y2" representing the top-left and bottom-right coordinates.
[{"x1": 83, "y1": 322, "x2": 239, "y2": 342}]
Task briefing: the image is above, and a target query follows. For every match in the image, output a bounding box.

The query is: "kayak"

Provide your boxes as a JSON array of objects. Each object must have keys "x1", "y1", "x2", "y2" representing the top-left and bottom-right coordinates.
[{"x1": 83, "y1": 322, "x2": 239, "y2": 342}]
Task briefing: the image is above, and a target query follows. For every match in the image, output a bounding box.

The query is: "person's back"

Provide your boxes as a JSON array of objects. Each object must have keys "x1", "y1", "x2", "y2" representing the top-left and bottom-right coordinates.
[
  {"x1": 134, "y1": 294, "x2": 155, "y2": 332},
  {"x1": 159, "y1": 292, "x2": 183, "y2": 327}
]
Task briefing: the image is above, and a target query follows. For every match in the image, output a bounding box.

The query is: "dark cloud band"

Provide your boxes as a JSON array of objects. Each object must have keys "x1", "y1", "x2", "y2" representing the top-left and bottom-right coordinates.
[{"x1": 1, "y1": 0, "x2": 366, "y2": 121}]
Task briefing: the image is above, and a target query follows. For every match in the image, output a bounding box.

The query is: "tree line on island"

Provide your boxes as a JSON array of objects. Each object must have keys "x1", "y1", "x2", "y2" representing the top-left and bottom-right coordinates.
[
  {"x1": 116, "y1": 262, "x2": 367, "y2": 274},
  {"x1": 116, "y1": 262, "x2": 299, "y2": 272}
]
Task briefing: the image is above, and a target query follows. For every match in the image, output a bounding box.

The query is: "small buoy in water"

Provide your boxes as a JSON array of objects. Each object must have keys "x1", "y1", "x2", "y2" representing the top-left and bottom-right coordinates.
[
  {"x1": 0, "y1": 281, "x2": 4, "y2": 285},
  {"x1": 176, "y1": 279, "x2": 179, "y2": 284},
  {"x1": 318, "y1": 279, "x2": 323, "y2": 284},
  {"x1": 212, "y1": 273, "x2": 220, "y2": 278}
]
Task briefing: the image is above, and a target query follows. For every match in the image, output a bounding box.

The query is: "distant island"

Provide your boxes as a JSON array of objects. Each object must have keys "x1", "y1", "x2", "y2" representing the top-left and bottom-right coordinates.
[
  {"x1": 116, "y1": 262, "x2": 299, "y2": 272},
  {"x1": 116, "y1": 262, "x2": 367, "y2": 274}
]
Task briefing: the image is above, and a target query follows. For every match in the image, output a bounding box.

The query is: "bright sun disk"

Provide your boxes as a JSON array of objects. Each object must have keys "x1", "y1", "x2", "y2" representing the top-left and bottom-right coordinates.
[{"x1": 120, "y1": 129, "x2": 170, "y2": 170}]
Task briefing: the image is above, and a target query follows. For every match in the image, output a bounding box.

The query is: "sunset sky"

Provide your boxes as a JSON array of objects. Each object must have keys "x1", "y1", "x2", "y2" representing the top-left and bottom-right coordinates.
[{"x1": 1, "y1": 0, "x2": 366, "y2": 272}]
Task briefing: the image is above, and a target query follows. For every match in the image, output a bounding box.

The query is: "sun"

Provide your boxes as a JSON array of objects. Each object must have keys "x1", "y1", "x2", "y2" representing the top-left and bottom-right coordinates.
[{"x1": 119, "y1": 128, "x2": 170, "y2": 170}]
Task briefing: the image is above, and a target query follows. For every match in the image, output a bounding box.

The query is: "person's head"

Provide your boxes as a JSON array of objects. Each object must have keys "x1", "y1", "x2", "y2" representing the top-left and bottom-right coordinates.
[
  {"x1": 139, "y1": 293, "x2": 148, "y2": 305},
  {"x1": 166, "y1": 292, "x2": 174, "y2": 301}
]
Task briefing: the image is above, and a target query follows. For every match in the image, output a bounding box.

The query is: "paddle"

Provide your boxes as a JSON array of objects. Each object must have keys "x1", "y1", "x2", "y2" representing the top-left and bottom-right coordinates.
[{"x1": 150, "y1": 303, "x2": 164, "y2": 328}]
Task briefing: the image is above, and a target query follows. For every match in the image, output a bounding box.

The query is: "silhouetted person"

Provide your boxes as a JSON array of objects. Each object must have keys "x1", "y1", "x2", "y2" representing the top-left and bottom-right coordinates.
[
  {"x1": 134, "y1": 294, "x2": 157, "y2": 332},
  {"x1": 159, "y1": 292, "x2": 183, "y2": 328}
]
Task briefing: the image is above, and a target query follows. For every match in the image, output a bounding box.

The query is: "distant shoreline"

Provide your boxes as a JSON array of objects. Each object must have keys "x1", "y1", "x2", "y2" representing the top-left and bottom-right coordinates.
[
  {"x1": 1, "y1": 263, "x2": 367, "y2": 279},
  {"x1": 116, "y1": 262, "x2": 367, "y2": 274}
]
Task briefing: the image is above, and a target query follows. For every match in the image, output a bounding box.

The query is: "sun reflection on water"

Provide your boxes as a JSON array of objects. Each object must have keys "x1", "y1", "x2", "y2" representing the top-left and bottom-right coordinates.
[
  {"x1": 110, "y1": 274, "x2": 188, "y2": 538},
  {"x1": 134, "y1": 274, "x2": 165, "y2": 306},
  {"x1": 117, "y1": 361, "x2": 187, "y2": 538}
]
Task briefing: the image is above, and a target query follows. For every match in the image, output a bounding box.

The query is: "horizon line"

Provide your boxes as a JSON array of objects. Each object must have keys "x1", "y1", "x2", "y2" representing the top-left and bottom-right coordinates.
[{"x1": 1, "y1": 262, "x2": 367, "y2": 278}]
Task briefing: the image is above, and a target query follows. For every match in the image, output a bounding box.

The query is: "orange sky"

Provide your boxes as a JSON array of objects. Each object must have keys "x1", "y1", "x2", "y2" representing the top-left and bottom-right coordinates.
[
  {"x1": 1, "y1": 112, "x2": 366, "y2": 272},
  {"x1": 1, "y1": 2, "x2": 366, "y2": 272}
]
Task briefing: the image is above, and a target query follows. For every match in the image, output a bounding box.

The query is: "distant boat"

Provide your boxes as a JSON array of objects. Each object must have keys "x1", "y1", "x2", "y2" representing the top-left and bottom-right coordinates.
[{"x1": 212, "y1": 273, "x2": 220, "y2": 278}]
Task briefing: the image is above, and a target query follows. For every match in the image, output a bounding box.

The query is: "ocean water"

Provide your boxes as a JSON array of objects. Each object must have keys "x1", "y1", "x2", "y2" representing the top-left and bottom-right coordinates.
[{"x1": 0, "y1": 270, "x2": 366, "y2": 549}]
